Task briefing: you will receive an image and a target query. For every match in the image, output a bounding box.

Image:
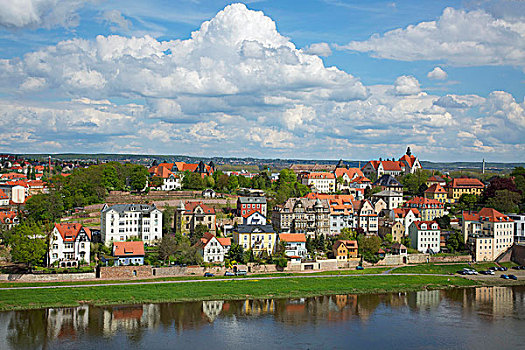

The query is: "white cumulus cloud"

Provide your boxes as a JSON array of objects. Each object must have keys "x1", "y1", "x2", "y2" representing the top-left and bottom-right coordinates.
[
  {"x1": 303, "y1": 42, "x2": 332, "y2": 56},
  {"x1": 393, "y1": 75, "x2": 421, "y2": 95},
  {"x1": 427, "y1": 67, "x2": 448, "y2": 80},
  {"x1": 340, "y1": 7, "x2": 525, "y2": 68}
]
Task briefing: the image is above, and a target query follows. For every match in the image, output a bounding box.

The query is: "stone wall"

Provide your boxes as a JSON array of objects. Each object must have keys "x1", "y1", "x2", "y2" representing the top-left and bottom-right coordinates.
[
  {"x1": 511, "y1": 244, "x2": 525, "y2": 265},
  {"x1": 99, "y1": 266, "x2": 153, "y2": 279},
  {"x1": 0, "y1": 272, "x2": 96, "y2": 282},
  {"x1": 430, "y1": 255, "x2": 472, "y2": 263}
]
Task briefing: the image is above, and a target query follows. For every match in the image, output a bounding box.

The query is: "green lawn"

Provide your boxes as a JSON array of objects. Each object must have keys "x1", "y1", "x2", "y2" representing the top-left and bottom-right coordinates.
[
  {"x1": 393, "y1": 262, "x2": 517, "y2": 274},
  {"x1": 0, "y1": 275, "x2": 478, "y2": 311},
  {"x1": 0, "y1": 266, "x2": 389, "y2": 288}
]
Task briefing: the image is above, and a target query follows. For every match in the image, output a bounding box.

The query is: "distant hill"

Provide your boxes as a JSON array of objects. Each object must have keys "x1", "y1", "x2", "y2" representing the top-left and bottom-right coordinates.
[{"x1": 17, "y1": 153, "x2": 525, "y2": 173}]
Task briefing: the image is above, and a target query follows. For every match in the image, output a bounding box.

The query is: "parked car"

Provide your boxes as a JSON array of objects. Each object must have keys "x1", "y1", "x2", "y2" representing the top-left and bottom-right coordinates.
[
  {"x1": 204, "y1": 272, "x2": 214, "y2": 277},
  {"x1": 457, "y1": 270, "x2": 468, "y2": 275},
  {"x1": 235, "y1": 270, "x2": 247, "y2": 276},
  {"x1": 481, "y1": 270, "x2": 494, "y2": 275},
  {"x1": 500, "y1": 274, "x2": 509, "y2": 279},
  {"x1": 512, "y1": 266, "x2": 520, "y2": 270},
  {"x1": 489, "y1": 266, "x2": 497, "y2": 271},
  {"x1": 224, "y1": 271, "x2": 235, "y2": 276},
  {"x1": 509, "y1": 275, "x2": 518, "y2": 280},
  {"x1": 501, "y1": 266, "x2": 508, "y2": 271},
  {"x1": 356, "y1": 266, "x2": 364, "y2": 270}
]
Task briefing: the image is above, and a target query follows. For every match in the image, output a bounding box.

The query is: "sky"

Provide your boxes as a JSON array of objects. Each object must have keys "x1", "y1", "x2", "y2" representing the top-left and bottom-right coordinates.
[{"x1": 0, "y1": 0, "x2": 523, "y2": 162}]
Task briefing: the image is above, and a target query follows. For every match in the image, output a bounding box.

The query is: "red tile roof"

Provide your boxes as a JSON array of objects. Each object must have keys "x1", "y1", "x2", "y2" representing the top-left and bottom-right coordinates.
[
  {"x1": 406, "y1": 197, "x2": 444, "y2": 208},
  {"x1": 0, "y1": 189, "x2": 8, "y2": 200},
  {"x1": 414, "y1": 221, "x2": 440, "y2": 230},
  {"x1": 463, "y1": 208, "x2": 513, "y2": 223},
  {"x1": 113, "y1": 241, "x2": 145, "y2": 256},
  {"x1": 217, "y1": 237, "x2": 231, "y2": 247},
  {"x1": 0, "y1": 211, "x2": 17, "y2": 224},
  {"x1": 279, "y1": 233, "x2": 306, "y2": 243},
  {"x1": 54, "y1": 223, "x2": 92, "y2": 241},
  {"x1": 334, "y1": 168, "x2": 364, "y2": 179},
  {"x1": 392, "y1": 208, "x2": 420, "y2": 218},
  {"x1": 306, "y1": 172, "x2": 335, "y2": 179},
  {"x1": 399, "y1": 154, "x2": 417, "y2": 168}
]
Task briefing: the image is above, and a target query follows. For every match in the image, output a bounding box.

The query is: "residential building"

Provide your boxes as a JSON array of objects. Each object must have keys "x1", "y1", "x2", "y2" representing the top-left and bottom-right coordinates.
[
  {"x1": 332, "y1": 240, "x2": 358, "y2": 260},
  {"x1": 447, "y1": 177, "x2": 485, "y2": 202},
  {"x1": 353, "y1": 199, "x2": 378, "y2": 235},
  {"x1": 101, "y1": 204, "x2": 163, "y2": 246},
  {"x1": 233, "y1": 224, "x2": 276, "y2": 256},
  {"x1": 391, "y1": 243, "x2": 408, "y2": 256},
  {"x1": 0, "y1": 211, "x2": 19, "y2": 230},
  {"x1": 379, "y1": 221, "x2": 405, "y2": 243},
  {"x1": 408, "y1": 221, "x2": 441, "y2": 253},
  {"x1": 426, "y1": 175, "x2": 447, "y2": 188},
  {"x1": 373, "y1": 174, "x2": 404, "y2": 193},
  {"x1": 174, "y1": 201, "x2": 216, "y2": 236},
  {"x1": 113, "y1": 241, "x2": 145, "y2": 266},
  {"x1": 278, "y1": 233, "x2": 307, "y2": 259},
  {"x1": 424, "y1": 183, "x2": 449, "y2": 204},
  {"x1": 0, "y1": 189, "x2": 9, "y2": 206},
  {"x1": 301, "y1": 172, "x2": 336, "y2": 193},
  {"x1": 334, "y1": 166, "x2": 366, "y2": 192},
  {"x1": 507, "y1": 214, "x2": 525, "y2": 244},
  {"x1": 243, "y1": 211, "x2": 267, "y2": 225},
  {"x1": 272, "y1": 198, "x2": 330, "y2": 237},
  {"x1": 463, "y1": 208, "x2": 515, "y2": 261},
  {"x1": 196, "y1": 232, "x2": 231, "y2": 263},
  {"x1": 372, "y1": 189, "x2": 403, "y2": 210},
  {"x1": 390, "y1": 208, "x2": 420, "y2": 236},
  {"x1": 237, "y1": 196, "x2": 267, "y2": 218},
  {"x1": 148, "y1": 163, "x2": 182, "y2": 190},
  {"x1": 174, "y1": 160, "x2": 215, "y2": 177},
  {"x1": 362, "y1": 148, "x2": 422, "y2": 179},
  {"x1": 49, "y1": 223, "x2": 91, "y2": 267},
  {"x1": 372, "y1": 198, "x2": 388, "y2": 215},
  {"x1": 405, "y1": 197, "x2": 444, "y2": 221}
]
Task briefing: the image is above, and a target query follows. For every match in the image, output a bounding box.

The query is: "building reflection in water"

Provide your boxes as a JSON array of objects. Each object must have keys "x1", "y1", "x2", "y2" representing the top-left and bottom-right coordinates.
[{"x1": 3, "y1": 286, "x2": 525, "y2": 349}]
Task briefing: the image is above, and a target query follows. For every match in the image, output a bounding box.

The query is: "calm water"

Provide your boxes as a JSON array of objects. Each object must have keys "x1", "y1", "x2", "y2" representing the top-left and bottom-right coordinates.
[{"x1": 1, "y1": 286, "x2": 525, "y2": 350}]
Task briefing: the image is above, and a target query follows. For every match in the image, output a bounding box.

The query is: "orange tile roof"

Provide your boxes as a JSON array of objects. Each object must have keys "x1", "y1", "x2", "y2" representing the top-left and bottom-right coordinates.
[
  {"x1": 451, "y1": 178, "x2": 484, "y2": 189},
  {"x1": 0, "y1": 211, "x2": 17, "y2": 223},
  {"x1": 54, "y1": 223, "x2": 92, "y2": 241},
  {"x1": 425, "y1": 183, "x2": 446, "y2": 194},
  {"x1": 279, "y1": 233, "x2": 306, "y2": 243},
  {"x1": 463, "y1": 208, "x2": 513, "y2": 223},
  {"x1": 217, "y1": 237, "x2": 231, "y2": 247},
  {"x1": 113, "y1": 241, "x2": 145, "y2": 256},
  {"x1": 392, "y1": 208, "x2": 420, "y2": 218},
  {"x1": 0, "y1": 189, "x2": 8, "y2": 200},
  {"x1": 307, "y1": 172, "x2": 335, "y2": 179},
  {"x1": 406, "y1": 197, "x2": 444, "y2": 208},
  {"x1": 399, "y1": 154, "x2": 417, "y2": 167},
  {"x1": 334, "y1": 167, "x2": 364, "y2": 179},
  {"x1": 184, "y1": 201, "x2": 215, "y2": 214}
]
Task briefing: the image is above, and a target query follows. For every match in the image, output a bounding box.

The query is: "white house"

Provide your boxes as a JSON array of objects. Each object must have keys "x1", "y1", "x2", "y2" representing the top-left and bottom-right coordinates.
[
  {"x1": 278, "y1": 233, "x2": 307, "y2": 259},
  {"x1": 244, "y1": 211, "x2": 266, "y2": 225},
  {"x1": 100, "y1": 204, "x2": 163, "y2": 246},
  {"x1": 301, "y1": 172, "x2": 336, "y2": 193},
  {"x1": 197, "y1": 232, "x2": 231, "y2": 263},
  {"x1": 49, "y1": 223, "x2": 91, "y2": 267},
  {"x1": 391, "y1": 208, "x2": 421, "y2": 236},
  {"x1": 372, "y1": 190, "x2": 403, "y2": 210},
  {"x1": 408, "y1": 221, "x2": 441, "y2": 254}
]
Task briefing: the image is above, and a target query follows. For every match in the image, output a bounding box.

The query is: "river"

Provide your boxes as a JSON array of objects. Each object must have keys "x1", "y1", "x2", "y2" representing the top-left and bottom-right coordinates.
[{"x1": 1, "y1": 286, "x2": 524, "y2": 349}]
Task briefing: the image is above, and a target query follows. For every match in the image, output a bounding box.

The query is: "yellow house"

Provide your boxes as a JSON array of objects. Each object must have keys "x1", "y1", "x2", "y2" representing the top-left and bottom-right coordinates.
[
  {"x1": 332, "y1": 240, "x2": 358, "y2": 260},
  {"x1": 405, "y1": 197, "x2": 444, "y2": 221},
  {"x1": 447, "y1": 178, "x2": 484, "y2": 202},
  {"x1": 233, "y1": 224, "x2": 276, "y2": 256},
  {"x1": 424, "y1": 183, "x2": 450, "y2": 204}
]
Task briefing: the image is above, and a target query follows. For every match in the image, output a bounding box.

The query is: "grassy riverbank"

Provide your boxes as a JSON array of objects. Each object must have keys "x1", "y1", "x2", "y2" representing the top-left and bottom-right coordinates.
[
  {"x1": 0, "y1": 275, "x2": 478, "y2": 311},
  {"x1": 0, "y1": 267, "x2": 390, "y2": 288},
  {"x1": 393, "y1": 262, "x2": 517, "y2": 275}
]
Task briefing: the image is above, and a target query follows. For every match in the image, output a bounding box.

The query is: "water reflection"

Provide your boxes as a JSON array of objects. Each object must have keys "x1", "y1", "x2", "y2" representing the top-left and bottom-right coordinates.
[{"x1": 1, "y1": 286, "x2": 524, "y2": 349}]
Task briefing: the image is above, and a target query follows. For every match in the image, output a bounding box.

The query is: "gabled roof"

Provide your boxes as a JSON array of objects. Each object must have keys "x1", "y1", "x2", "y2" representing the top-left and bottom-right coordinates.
[
  {"x1": 0, "y1": 211, "x2": 17, "y2": 223},
  {"x1": 242, "y1": 209, "x2": 266, "y2": 219},
  {"x1": 406, "y1": 197, "x2": 444, "y2": 208},
  {"x1": 113, "y1": 241, "x2": 145, "y2": 257},
  {"x1": 425, "y1": 183, "x2": 447, "y2": 194},
  {"x1": 236, "y1": 224, "x2": 275, "y2": 234},
  {"x1": 334, "y1": 167, "x2": 364, "y2": 179},
  {"x1": 279, "y1": 233, "x2": 306, "y2": 243},
  {"x1": 0, "y1": 189, "x2": 8, "y2": 200},
  {"x1": 184, "y1": 201, "x2": 215, "y2": 214},
  {"x1": 373, "y1": 174, "x2": 402, "y2": 187},
  {"x1": 450, "y1": 177, "x2": 484, "y2": 189},
  {"x1": 427, "y1": 175, "x2": 445, "y2": 183},
  {"x1": 306, "y1": 172, "x2": 335, "y2": 179},
  {"x1": 54, "y1": 223, "x2": 91, "y2": 241},
  {"x1": 217, "y1": 237, "x2": 231, "y2": 247},
  {"x1": 399, "y1": 154, "x2": 417, "y2": 168},
  {"x1": 463, "y1": 208, "x2": 513, "y2": 223},
  {"x1": 334, "y1": 240, "x2": 358, "y2": 249},
  {"x1": 197, "y1": 232, "x2": 231, "y2": 249},
  {"x1": 392, "y1": 208, "x2": 420, "y2": 218},
  {"x1": 413, "y1": 221, "x2": 440, "y2": 230}
]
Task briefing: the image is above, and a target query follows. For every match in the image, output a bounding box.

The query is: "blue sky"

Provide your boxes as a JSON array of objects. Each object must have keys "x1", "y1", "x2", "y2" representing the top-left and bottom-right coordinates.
[{"x1": 0, "y1": 0, "x2": 523, "y2": 161}]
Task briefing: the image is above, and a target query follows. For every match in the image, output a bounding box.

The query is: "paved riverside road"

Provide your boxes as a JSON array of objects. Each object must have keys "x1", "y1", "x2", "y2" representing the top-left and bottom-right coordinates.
[{"x1": 0, "y1": 273, "x2": 455, "y2": 291}]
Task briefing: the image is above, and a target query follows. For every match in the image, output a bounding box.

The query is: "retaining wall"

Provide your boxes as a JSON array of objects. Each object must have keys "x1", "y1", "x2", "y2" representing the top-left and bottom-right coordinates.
[{"x1": 0, "y1": 272, "x2": 96, "y2": 282}]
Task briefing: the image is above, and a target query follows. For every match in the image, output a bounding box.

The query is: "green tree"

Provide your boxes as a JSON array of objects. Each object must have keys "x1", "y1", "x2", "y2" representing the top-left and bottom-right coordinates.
[
  {"x1": 162, "y1": 205, "x2": 174, "y2": 234},
  {"x1": 486, "y1": 190, "x2": 521, "y2": 213},
  {"x1": 228, "y1": 176, "x2": 239, "y2": 191},
  {"x1": 227, "y1": 243, "x2": 245, "y2": 263},
  {"x1": 158, "y1": 235, "x2": 178, "y2": 263},
  {"x1": 435, "y1": 215, "x2": 451, "y2": 230},
  {"x1": 357, "y1": 235, "x2": 381, "y2": 255},
  {"x1": 10, "y1": 223, "x2": 47, "y2": 270},
  {"x1": 25, "y1": 191, "x2": 64, "y2": 223},
  {"x1": 191, "y1": 224, "x2": 209, "y2": 245},
  {"x1": 129, "y1": 165, "x2": 149, "y2": 191},
  {"x1": 337, "y1": 228, "x2": 356, "y2": 241},
  {"x1": 445, "y1": 230, "x2": 464, "y2": 253},
  {"x1": 458, "y1": 193, "x2": 479, "y2": 212}
]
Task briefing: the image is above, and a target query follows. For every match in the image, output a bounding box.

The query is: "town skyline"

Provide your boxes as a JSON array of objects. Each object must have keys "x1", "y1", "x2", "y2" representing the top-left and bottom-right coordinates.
[{"x1": 0, "y1": 1, "x2": 524, "y2": 161}]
